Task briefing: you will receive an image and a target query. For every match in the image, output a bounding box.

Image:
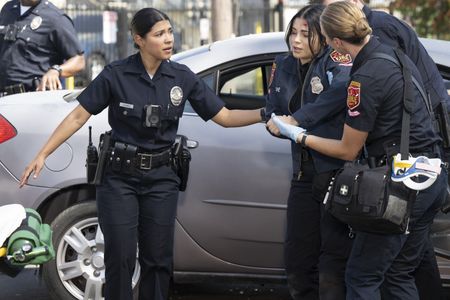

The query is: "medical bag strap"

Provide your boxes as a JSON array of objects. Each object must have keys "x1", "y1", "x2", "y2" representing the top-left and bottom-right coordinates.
[
  {"x1": 367, "y1": 52, "x2": 433, "y2": 117},
  {"x1": 394, "y1": 49, "x2": 413, "y2": 160}
]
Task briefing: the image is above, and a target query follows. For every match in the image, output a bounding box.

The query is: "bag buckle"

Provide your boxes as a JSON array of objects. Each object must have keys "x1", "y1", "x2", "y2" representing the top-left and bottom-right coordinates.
[{"x1": 139, "y1": 153, "x2": 153, "y2": 170}]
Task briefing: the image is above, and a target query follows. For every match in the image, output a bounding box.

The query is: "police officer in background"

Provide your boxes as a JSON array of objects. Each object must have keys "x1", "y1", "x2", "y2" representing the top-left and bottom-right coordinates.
[
  {"x1": 271, "y1": 2, "x2": 447, "y2": 298},
  {"x1": 315, "y1": 1, "x2": 450, "y2": 298},
  {"x1": 19, "y1": 8, "x2": 264, "y2": 300},
  {"x1": 0, "y1": 0, "x2": 85, "y2": 95}
]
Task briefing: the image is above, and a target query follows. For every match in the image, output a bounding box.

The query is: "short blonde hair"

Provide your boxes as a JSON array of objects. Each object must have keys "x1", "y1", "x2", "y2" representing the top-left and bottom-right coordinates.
[{"x1": 320, "y1": 1, "x2": 372, "y2": 44}]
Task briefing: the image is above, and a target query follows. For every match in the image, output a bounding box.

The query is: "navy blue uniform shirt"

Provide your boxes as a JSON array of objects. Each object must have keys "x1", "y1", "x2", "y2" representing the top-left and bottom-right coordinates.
[
  {"x1": 346, "y1": 37, "x2": 440, "y2": 157},
  {"x1": 363, "y1": 5, "x2": 449, "y2": 110},
  {"x1": 266, "y1": 46, "x2": 351, "y2": 174},
  {"x1": 0, "y1": 0, "x2": 83, "y2": 90},
  {"x1": 77, "y1": 53, "x2": 225, "y2": 151}
]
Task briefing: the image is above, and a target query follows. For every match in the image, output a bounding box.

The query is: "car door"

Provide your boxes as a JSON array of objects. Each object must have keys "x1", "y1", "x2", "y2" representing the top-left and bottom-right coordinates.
[{"x1": 176, "y1": 54, "x2": 292, "y2": 269}]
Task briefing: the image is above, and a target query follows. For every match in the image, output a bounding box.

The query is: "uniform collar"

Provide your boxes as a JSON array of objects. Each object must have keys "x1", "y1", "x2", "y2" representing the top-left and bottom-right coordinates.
[
  {"x1": 350, "y1": 36, "x2": 381, "y2": 75},
  {"x1": 362, "y1": 4, "x2": 372, "y2": 20},
  {"x1": 15, "y1": 0, "x2": 42, "y2": 18},
  {"x1": 125, "y1": 53, "x2": 176, "y2": 83}
]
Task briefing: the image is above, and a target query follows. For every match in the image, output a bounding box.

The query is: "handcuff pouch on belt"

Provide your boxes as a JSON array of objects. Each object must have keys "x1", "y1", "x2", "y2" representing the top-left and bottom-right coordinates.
[{"x1": 171, "y1": 135, "x2": 191, "y2": 191}]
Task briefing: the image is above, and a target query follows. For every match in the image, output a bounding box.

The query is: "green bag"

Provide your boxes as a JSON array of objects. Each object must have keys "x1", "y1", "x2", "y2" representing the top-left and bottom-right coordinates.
[{"x1": 6, "y1": 208, "x2": 55, "y2": 265}]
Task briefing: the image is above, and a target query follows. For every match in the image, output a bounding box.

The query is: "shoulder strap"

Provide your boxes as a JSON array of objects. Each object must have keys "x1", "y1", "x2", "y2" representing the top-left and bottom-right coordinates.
[
  {"x1": 367, "y1": 52, "x2": 433, "y2": 116},
  {"x1": 393, "y1": 49, "x2": 412, "y2": 160}
]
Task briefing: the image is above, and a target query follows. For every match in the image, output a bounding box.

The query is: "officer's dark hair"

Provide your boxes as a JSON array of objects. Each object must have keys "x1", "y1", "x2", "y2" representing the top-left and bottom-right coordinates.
[
  {"x1": 320, "y1": 1, "x2": 372, "y2": 44},
  {"x1": 284, "y1": 4, "x2": 326, "y2": 60},
  {"x1": 130, "y1": 8, "x2": 171, "y2": 49}
]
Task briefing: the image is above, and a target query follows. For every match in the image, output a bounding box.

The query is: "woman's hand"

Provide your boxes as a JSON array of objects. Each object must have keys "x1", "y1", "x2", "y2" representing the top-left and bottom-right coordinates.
[
  {"x1": 269, "y1": 113, "x2": 306, "y2": 142},
  {"x1": 19, "y1": 154, "x2": 46, "y2": 188}
]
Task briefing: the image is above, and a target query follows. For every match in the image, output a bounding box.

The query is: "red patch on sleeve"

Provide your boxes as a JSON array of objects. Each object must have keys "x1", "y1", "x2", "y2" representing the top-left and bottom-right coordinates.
[
  {"x1": 330, "y1": 50, "x2": 352, "y2": 64},
  {"x1": 347, "y1": 81, "x2": 361, "y2": 110}
]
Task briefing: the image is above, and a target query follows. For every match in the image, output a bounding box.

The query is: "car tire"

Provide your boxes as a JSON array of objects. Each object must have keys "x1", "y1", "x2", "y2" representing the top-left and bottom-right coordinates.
[{"x1": 42, "y1": 201, "x2": 140, "y2": 300}]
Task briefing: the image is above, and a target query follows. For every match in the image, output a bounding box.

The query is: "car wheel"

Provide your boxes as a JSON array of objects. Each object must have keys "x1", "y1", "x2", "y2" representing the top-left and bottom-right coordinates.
[{"x1": 42, "y1": 201, "x2": 140, "y2": 300}]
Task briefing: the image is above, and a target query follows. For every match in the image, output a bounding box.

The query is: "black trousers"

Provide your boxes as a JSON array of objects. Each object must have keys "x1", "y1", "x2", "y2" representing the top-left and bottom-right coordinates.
[
  {"x1": 285, "y1": 160, "x2": 349, "y2": 300},
  {"x1": 96, "y1": 165, "x2": 180, "y2": 300}
]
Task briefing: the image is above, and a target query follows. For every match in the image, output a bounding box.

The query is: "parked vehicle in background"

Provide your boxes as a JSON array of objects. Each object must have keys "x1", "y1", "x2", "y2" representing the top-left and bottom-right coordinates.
[{"x1": 0, "y1": 33, "x2": 449, "y2": 300}]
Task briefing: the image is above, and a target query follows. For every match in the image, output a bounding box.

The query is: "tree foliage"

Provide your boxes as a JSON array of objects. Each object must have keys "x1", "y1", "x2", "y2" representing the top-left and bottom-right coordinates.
[{"x1": 390, "y1": 0, "x2": 450, "y2": 40}]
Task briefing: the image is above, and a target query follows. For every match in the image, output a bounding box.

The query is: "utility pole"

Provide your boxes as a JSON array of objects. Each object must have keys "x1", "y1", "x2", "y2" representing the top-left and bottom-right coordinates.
[{"x1": 211, "y1": 0, "x2": 234, "y2": 42}]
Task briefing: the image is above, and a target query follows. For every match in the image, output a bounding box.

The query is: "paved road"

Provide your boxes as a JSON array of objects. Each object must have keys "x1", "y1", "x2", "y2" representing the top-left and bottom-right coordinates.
[{"x1": 0, "y1": 268, "x2": 291, "y2": 300}]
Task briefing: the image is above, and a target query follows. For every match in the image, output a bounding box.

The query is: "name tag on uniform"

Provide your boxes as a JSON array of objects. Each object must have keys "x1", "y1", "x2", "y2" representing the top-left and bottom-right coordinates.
[{"x1": 119, "y1": 102, "x2": 134, "y2": 109}]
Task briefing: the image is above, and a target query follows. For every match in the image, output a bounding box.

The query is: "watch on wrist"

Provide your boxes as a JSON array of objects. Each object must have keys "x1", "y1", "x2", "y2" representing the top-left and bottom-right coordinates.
[
  {"x1": 300, "y1": 133, "x2": 308, "y2": 147},
  {"x1": 50, "y1": 64, "x2": 62, "y2": 75},
  {"x1": 259, "y1": 107, "x2": 266, "y2": 122}
]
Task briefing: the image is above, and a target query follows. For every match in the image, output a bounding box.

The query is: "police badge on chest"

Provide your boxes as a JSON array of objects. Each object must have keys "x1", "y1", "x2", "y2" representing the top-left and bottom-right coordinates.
[{"x1": 310, "y1": 76, "x2": 324, "y2": 94}]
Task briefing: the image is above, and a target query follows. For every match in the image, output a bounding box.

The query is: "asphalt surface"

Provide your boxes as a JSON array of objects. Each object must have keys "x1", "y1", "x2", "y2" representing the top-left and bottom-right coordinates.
[{"x1": 0, "y1": 268, "x2": 291, "y2": 300}]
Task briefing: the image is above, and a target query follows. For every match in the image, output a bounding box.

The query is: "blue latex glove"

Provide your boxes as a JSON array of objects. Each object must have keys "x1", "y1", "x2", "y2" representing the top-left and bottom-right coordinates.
[{"x1": 271, "y1": 113, "x2": 306, "y2": 142}]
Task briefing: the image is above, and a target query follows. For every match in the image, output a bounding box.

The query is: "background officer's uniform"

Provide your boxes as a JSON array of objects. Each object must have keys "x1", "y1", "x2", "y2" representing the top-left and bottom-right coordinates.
[
  {"x1": 0, "y1": 0, "x2": 83, "y2": 93},
  {"x1": 265, "y1": 46, "x2": 352, "y2": 300},
  {"x1": 344, "y1": 37, "x2": 447, "y2": 300},
  {"x1": 362, "y1": 6, "x2": 449, "y2": 298},
  {"x1": 77, "y1": 53, "x2": 224, "y2": 300}
]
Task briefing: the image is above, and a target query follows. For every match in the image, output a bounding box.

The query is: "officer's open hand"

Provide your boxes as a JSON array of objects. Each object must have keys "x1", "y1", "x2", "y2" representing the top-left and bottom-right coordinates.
[
  {"x1": 37, "y1": 69, "x2": 63, "y2": 91},
  {"x1": 19, "y1": 155, "x2": 46, "y2": 188},
  {"x1": 270, "y1": 113, "x2": 306, "y2": 142}
]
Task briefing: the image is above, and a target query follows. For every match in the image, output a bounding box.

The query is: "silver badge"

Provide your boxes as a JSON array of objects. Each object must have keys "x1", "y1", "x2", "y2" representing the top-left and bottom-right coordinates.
[
  {"x1": 170, "y1": 86, "x2": 183, "y2": 106},
  {"x1": 30, "y1": 16, "x2": 42, "y2": 30},
  {"x1": 310, "y1": 76, "x2": 324, "y2": 94}
]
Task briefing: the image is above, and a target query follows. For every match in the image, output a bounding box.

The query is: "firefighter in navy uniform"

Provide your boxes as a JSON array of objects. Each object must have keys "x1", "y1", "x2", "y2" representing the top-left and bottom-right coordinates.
[
  {"x1": 272, "y1": 2, "x2": 447, "y2": 298},
  {"x1": 265, "y1": 5, "x2": 352, "y2": 299},
  {"x1": 318, "y1": 1, "x2": 450, "y2": 298},
  {"x1": 19, "y1": 8, "x2": 263, "y2": 300},
  {"x1": 0, "y1": 0, "x2": 84, "y2": 95}
]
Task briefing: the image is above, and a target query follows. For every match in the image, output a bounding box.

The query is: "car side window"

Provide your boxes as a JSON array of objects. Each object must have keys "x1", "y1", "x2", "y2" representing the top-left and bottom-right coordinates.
[
  {"x1": 218, "y1": 61, "x2": 274, "y2": 110},
  {"x1": 183, "y1": 55, "x2": 278, "y2": 114}
]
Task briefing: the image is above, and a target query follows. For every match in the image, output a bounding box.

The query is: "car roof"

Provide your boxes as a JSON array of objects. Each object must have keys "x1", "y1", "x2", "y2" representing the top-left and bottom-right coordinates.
[
  {"x1": 172, "y1": 32, "x2": 449, "y2": 73},
  {"x1": 172, "y1": 32, "x2": 288, "y2": 73}
]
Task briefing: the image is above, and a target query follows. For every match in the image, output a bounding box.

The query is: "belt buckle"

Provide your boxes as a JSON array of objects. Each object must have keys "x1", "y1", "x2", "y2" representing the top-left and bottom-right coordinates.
[{"x1": 139, "y1": 153, "x2": 152, "y2": 170}]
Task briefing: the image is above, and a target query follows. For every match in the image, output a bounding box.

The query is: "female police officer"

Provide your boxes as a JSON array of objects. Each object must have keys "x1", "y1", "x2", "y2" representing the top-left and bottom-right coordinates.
[
  {"x1": 271, "y1": 2, "x2": 447, "y2": 299},
  {"x1": 19, "y1": 8, "x2": 264, "y2": 300},
  {"x1": 265, "y1": 4, "x2": 352, "y2": 299}
]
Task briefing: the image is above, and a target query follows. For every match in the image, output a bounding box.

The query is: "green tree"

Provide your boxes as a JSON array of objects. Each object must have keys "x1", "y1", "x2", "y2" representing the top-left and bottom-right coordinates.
[{"x1": 390, "y1": 0, "x2": 450, "y2": 40}]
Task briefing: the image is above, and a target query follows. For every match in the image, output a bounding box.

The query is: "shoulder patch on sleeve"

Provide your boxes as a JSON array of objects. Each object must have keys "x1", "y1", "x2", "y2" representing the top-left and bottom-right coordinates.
[
  {"x1": 330, "y1": 50, "x2": 352, "y2": 65},
  {"x1": 268, "y1": 62, "x2": 276, "y2": 87},
  {"x1": 347, "y1": 80, "x2": 361, "y2": 110},
  {"x1": 268, "y1": 62, "x2": 276, "y2": 94}
]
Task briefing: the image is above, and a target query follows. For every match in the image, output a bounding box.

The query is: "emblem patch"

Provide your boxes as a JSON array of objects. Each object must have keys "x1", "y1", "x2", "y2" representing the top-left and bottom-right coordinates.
[
  {"x1": 347, "y1": 81, "x2": 361, "y2": 110},
  {"x1": 268, "y1": 62, "x2": 276, "y2": 94},
  {"x1": 330, "y1": 50, "x2": 352, "y2": 64},
  {"x1": 30, "y1": 16, "x2": 42, "y2": 30},
  {"x1": 310, "y1": 76, "x2": 323, "y2": 94},
  {"x1": 170, "y1": 86, "x2": 183, "y2": 106}
]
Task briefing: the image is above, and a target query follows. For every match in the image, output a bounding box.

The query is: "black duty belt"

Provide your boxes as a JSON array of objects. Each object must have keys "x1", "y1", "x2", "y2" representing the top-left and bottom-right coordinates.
[
  {"x1": 0, "y1": 83, "x2": 26, "y2": 96},
  {"x1": 134, "y1": 148, "x2": 171, "y2": 170}
]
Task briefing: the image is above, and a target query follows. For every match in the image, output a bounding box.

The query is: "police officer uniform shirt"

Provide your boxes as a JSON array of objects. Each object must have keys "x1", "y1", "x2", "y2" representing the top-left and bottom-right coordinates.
[
  {"x1": 345, "y1": 37, "x2": 440, "y2": 157},
  {"x1": 77, "y1": 53, "x2": 225, "y2": 151},
  {"x1": 0, "y1": 0, "x2": 83, "y2": 90}
]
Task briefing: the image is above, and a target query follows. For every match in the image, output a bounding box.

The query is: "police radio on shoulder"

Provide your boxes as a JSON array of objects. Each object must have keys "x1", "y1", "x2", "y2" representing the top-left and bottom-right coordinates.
[{"x1": 50, "y1": 64, "x2": 62, "y2": 75}]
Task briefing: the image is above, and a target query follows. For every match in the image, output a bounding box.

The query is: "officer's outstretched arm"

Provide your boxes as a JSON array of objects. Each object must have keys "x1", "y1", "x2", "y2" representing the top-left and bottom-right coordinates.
[
  {"x1": 19, "y1": 104, "x2": 91, "y2": 187},
  {"x1": 211, "y1": 107, "x2": 263, "y2": 128}
]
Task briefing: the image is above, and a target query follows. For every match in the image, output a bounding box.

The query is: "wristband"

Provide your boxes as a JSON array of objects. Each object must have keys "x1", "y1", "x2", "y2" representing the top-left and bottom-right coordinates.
[
  {"x1": 300, "y1": 133, "x2": 308, "y2": 147},
  {"x1": 260, "y1": 107, "x2": 266, "y2": 122},
  {"x1": 50, "y1": 64, "x2": 62, "y2": 75}
]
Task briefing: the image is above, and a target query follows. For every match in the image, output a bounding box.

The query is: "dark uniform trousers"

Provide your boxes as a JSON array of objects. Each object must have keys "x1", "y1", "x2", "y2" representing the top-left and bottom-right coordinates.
[
  {"x1": 285, "y1": 157, "x2": 352, "y2": 300},
  {"x1": 345, "y1": 169, "x2": 448, "y2": 300},
  {"x1": 96, "y1": 164, "x2": 180, "y2": 300}
]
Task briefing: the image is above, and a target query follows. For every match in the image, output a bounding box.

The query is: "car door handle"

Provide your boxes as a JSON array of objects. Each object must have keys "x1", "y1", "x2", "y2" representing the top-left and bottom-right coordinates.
[{"x1": 186, "y1": 139, "x2": 198, "y2": 149}]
